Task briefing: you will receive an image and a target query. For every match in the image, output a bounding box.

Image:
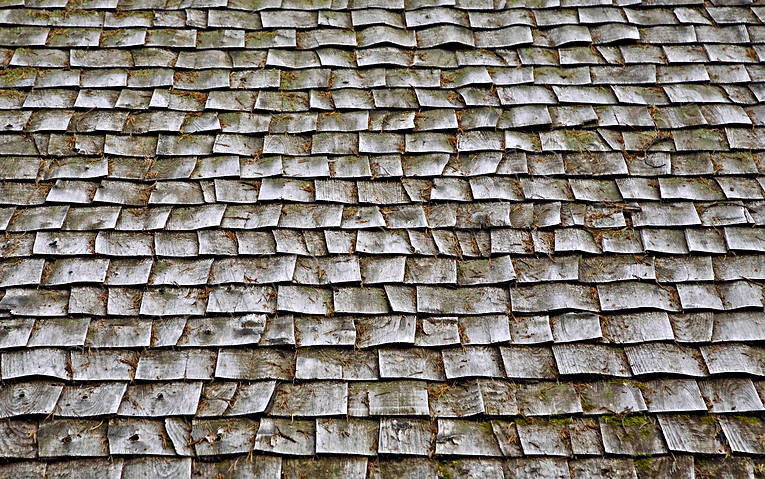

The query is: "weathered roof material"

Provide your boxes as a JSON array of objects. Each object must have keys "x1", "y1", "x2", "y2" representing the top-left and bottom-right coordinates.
[{"x1": 0, "y1": 0, "x2": 764, "y2": 476}]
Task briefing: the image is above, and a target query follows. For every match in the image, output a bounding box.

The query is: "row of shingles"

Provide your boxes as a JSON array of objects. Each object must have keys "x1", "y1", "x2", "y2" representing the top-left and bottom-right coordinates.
[
  {"x1": 2, "y1": 68, "x2": 762, "y2": 107},
  {"x1": 0, "y1": 349, "x2": 762, "y2": 416},
  {"x1": 2, "y1": 243, "x2": 761, "y2": 330},
  {"x1": 6, "y1": 83, "x2": 755, "y2": 124},
  {"x1": 2, "y1": 4, "x2": 754, "y2": 29},
  {"x1": 0, "y1": 268, "x2": 761, "y2": 375},
  {"x1": 0, "y1": 285, "x2": 761, "y2": 375},
  {"x1": 4, "y1": 95, "x2": 765, "y2": 134},
  {"x1": 1, "y1": 124, "x2": 760, "y2": 251},
  {"x1": 0, "y1": 6, "x2": 760, "y2": 89},
  {"x1": 0, "y1": 358, "x2": 761, "y2": 453},
  {"x1": 2, "y1": 365, "x2": 762, "y2": 418},
  {"x1": 2, "y1": 249, "x2": 765, "y2": 296},
  {"x1": 0, "y1": 330, "x2": 758, "y2": 454},
  {"x1": 3, "y1": 86, "x2": 764, "y2": 148},
  {"x1": 0, "y1": 402, "x2": 762, "y2": 464},
  {"x1": 0, "y1": 81, "x2": 761, "y2": 130},
  {"x1": 0, "y1": 455, "x2": 758, "y2": 479},
  {"x1": 0, "y1": 155, "x2": 760, "y2": 201},
  {"x1": 2, "y1": 125, "x2": 765, "y2": 169},
  {"x1": 0, "y1": 244, "x2": 762, "y2": 278},
  {"x1": 0, "y1": 300, "x2": 762, "y2": 360},
  {"x1": 0, "y1": 344, "x2": 759, "y2": 464},
  {"x1": 1, "y1": 64, "x2": 759, "y2": 103},
  {"x1": 4, "y1": 313, "x2": 763, "y2": 404},
  {"x1": 4, "y1": 86, "x2": 765, "y2": 152},
  {"x1": 0, "y1": 201, "x2": 762, "y2": 260},
  {"x1": 0, "y1": 235, "x2": 763, "y2": 313},
  {"x1": 2, "y1": 193, "x2": 762, "y2": 251},
  {"x1": 0, "y1": 18, "x2": 760, "y2": 152},
  {"x1": 0, "y1": 193, "x2": 758, "y2": 306},
  {"x1": 2, "y1": 29, "x2": 763, "y2": 66},
  {"x1": 8, "y1": 2, "x2": 760, "y2": 19},
  {"x1": 2, "y1": 8, "x2": 761, "y2": 53},
  {"x1": 4, "y1": 126, "x2": 765, "y2": 167},
  {"x1": 2, "y1": 212, "x2": 759, "y2": 262},
  {"x1": 1, "y1": 46, "x2": 763, "y2": 85},
  {"x1": 1, "y1": 232, "x2": 760, "y2": 408},
  {"x1": 5, "y1": 0, "x2": 713, "y2": 8},
  {"x1": 0, "y1": 293, "x2": 762, "y2": 346},
  {"x1": 0, "y1": 318, "x2": 762, "y2": 381},
  {"x1": 1, "y1": 150, "x2": 763, "y2": 181},
  {"x1": 0, "y1": 159, "x2": 760, "y2": 306},
  {"x1": 1, "y1": 4, "x2": 762, "y2": 45},
  {"x1": 0, "y1": 312, "x2": 760, "y2": 450},
  {"x1": 1, "y1": 154, "x2": 763, "y2": 225},
  {"x1": 4, "y1": 166, "x2": 764, "y2": 205},
  {"x1": 0, "y1": 2, "x2": 760, "y2": 93},
  {"x1": 1, "y1": 180, "x2": 761, "y2": 230},
  {"x1": 0, "y1": 212, "x2": 757, "y2": 306}
]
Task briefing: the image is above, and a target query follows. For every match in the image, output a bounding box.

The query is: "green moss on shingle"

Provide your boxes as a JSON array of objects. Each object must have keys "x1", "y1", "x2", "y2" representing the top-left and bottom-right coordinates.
[
  {"x1": 0, "y1": 67, "x2": 35, "y2": 86},
  {"x1": 602, "y1": 413, "x2": 647, "y2": 428}
]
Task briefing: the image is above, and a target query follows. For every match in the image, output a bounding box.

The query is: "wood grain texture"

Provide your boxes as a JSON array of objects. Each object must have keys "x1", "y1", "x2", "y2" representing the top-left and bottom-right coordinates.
[
  {"x1": 0, "y1": 420, "x2": 37, "y2": 458},
  {"x1": 0, "y1": 381, "x2": 63, "y2": 418}
]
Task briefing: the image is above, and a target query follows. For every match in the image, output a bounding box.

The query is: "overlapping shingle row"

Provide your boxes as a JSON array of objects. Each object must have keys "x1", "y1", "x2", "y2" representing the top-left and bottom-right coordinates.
[{"x1": 0, "y1": 0, "x2": 764, "y2": 477}]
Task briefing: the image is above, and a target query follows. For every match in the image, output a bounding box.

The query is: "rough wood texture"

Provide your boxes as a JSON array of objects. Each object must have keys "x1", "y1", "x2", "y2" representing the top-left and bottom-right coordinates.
[
  {"x1": 0, "y1": 381, "x2": 63, "y2": 418},
  {"x1": 38, "y1": 419, "x2": 109, "y2": 457},
  {"x1": 107, "y1": 419, "x2": 176, "y2": 456},
  {"x1": 0, "y1": 1, "x2": 763, "y2": 475},
  {"x1": 57, "y1": 383, "x2": 126, "y2": 417},
  {"x1": 0, "y1": 420, "x2": 37, "y2": 458},
  {"x1": 118, "y1": 382, "x2": 203, "y2": 417}
]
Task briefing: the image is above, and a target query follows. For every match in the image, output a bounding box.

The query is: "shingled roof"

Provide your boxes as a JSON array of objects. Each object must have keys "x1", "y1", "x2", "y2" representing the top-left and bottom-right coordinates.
[{"x1": 0, "y1": 0, "x2": 765, "y2": 477}]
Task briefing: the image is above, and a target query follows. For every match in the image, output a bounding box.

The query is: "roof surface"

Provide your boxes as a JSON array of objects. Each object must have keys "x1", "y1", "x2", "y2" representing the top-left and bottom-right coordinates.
[{"x1": 0, "y1": 0, "x2": 765, "y2": 477}]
